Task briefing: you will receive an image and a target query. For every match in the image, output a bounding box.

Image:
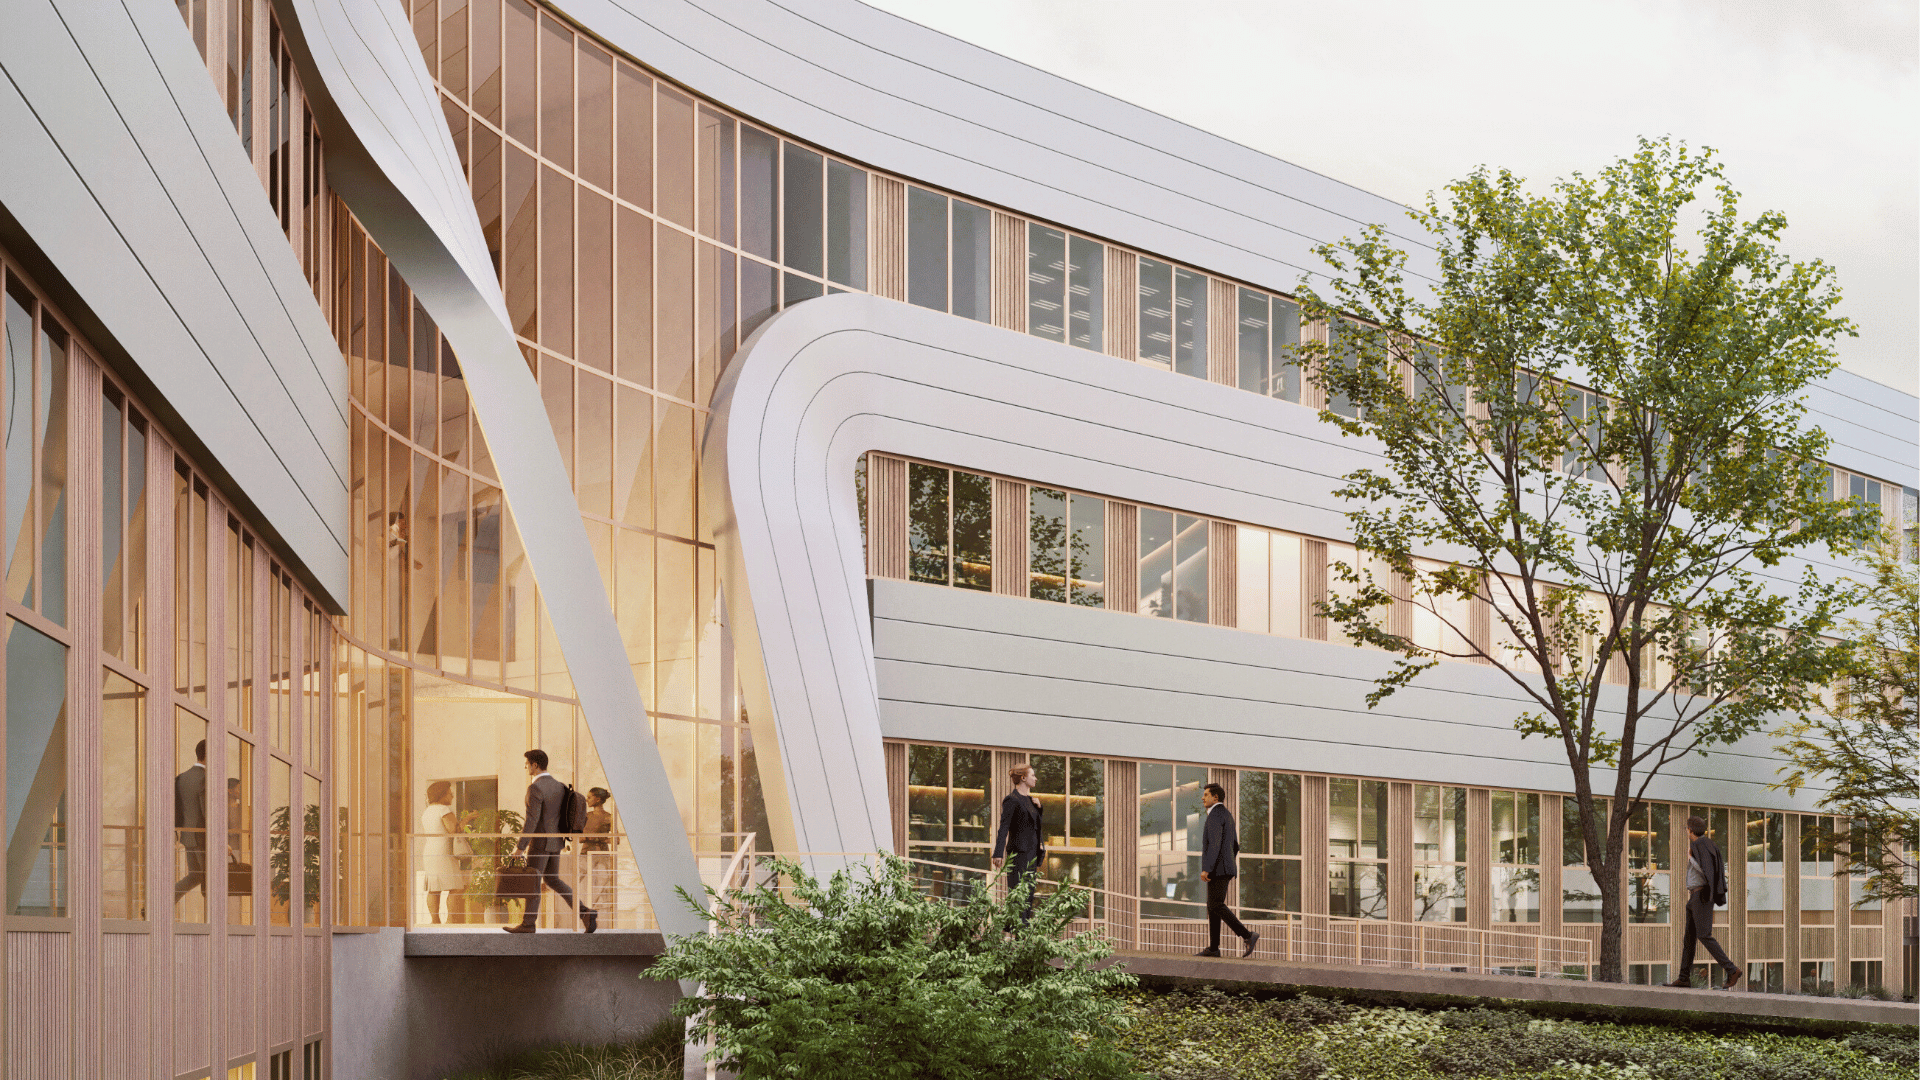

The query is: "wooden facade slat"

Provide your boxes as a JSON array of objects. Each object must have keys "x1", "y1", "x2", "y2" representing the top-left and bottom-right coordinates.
[
  {"x1": 869, "y1": 176, "x2": 906, "y2": 301},
  {"x1": 992, "y1": 478, "x2": 1029, "y2": 598},
  {"x1": 992, "y1": 212, "x2": 1025, "y2": 332}
]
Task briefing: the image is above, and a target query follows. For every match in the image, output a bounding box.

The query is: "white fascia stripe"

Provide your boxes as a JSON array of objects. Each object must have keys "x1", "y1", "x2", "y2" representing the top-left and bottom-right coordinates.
[{"x1": 274, "y1": 0, "x2": 707, "y2": 937}]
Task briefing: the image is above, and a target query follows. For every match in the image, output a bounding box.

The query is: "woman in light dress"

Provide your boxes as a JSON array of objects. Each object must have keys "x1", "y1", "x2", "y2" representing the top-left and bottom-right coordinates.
[{"x1": 420, "y1": 781, "x2": 465, "y2": 924}]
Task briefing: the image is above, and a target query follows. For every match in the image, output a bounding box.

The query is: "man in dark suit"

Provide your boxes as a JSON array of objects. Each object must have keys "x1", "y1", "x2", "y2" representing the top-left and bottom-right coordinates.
[
  {"x1": 173, "y1": 739, "x2": 207, "y2": 906},
  {"x1": 1197, "y1": 783, "x2": 1259, "y2": 958},
  {"x1": 991, "y1": 763, "x2": 1045, "y2": 921},
  {"x1": 504, "y1": 749, "x2": 597, "y2": 934},
  {"x1": 1665, "y1": 815, "x2": 1741, "y2": 989}
]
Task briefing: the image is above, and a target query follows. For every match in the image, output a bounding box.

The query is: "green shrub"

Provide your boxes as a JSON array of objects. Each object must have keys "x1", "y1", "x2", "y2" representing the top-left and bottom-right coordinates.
[
  {"x1": 1840, "y1": 1030, "x2": 1917, "y2": 1067},
  {"x1": 646, "y1": 855, "x2": 1138, "y2": 1080}
]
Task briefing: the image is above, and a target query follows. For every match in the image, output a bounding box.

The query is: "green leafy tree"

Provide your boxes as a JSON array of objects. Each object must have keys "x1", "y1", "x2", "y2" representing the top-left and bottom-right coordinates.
[
  {"x1": 647, "y1": 855, "x2": 1139, "y2": 1080},
  {"x1": 1295, "y1": 137, "x2": 1875, "y2": 981},
  {"x1": 1775, "y1": 528, "x2": 1920, "y2": 904}
]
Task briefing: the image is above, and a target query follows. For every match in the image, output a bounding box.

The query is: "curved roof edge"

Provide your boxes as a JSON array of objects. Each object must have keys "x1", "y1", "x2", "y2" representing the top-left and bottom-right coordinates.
[{"x1": 555, "y1": 0, "x2": 1437, "y2": 298}]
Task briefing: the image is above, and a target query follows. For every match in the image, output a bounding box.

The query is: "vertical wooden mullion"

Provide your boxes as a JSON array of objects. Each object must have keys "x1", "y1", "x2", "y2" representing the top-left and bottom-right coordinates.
[
  {"x1": 1784, "y1": 814, "x2": 1801, "y2": 988},
  {"x1": 991, "y1": 211, "x2": 1023, "y2": 332},
  {"x1": 1467, "y1": 787, "x2": 1491, "y2": 932},
  {"x1": 882, "y1": 741, "x2": 906, "y2": 856},
  {"x1": 1104, "y1": 759, "x2": 1137, "y2": 949},
  {"x1": 1300, "y1": 774, "x2": 1328, "y2": 917},
  {"x1": 144, "y1": 430, "x2": 176, "y2": 1077},
  {"x1": 1103, "y1": 249, "x2": 1135, "y2": 360},
  {"x1": 71, "y1": 346, "x2": 103, "y2": 1079},
  {"x1": 1106, "y1": 502, "x2": 1138, "y2": 614},
  {"x1": 1206, "y1": 277, "x2": 1234, "y2": 385},
  {"x1": 1208, "y1": 521, "x2": 1235, "y2": 628},
  {"x1": 992, "y1": 478, "x2": 1027, "y2": 598},
  {"x1": 1387, "y1": 781, "x2": 1413, "y2": 926}
]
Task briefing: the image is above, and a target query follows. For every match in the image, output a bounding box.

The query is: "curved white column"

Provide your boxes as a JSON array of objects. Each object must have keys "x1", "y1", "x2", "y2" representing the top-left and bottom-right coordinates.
[{"x1": 275, "y1": 0, "x2": 707, "y2": 935}]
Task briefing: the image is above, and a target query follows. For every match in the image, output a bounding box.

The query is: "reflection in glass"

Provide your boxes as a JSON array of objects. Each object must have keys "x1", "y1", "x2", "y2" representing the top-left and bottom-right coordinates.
[
  {"x1": 740, "y1": 126, "x2": 777, "y2": 261},
  {"x1": 1137, "y1": 257, "x2": 1172, "y2": 368},
  {"x1": 1413, "y1": 784, "x2": 1466, "y2": 922},
  {"x1": 826, "y1": 161, "x2": 867, "y2": 289},
  {"x1": 951, "y1": 201, "x2": 991, "y2": 323},
  {"x1": 1746, "y1": 810, "x2": 1784, "y2": 924},
  {"x1": 1238, "y1": 771, "x2": 1301, "y2": 915},
  {"x1": 908, "y1": 463, "x2": 948, "y2": 585},
  {"x1": 36, "y1": 319, "x2": 67, "y2": 626},
  {"x1": 1799, "y1": 814, "x2": 1835, "y2": 922},
  {"x1": 1138, "y1": 508, "x2": 1173, "y2": 618},
  {"x1": 1172, "y1": 268, "x2": 1207, "y2": 380},
  {"x1": 950, "y1": 472, "x2": 992, "y2": 592},
  {"x1": 1329, "y1": 777, "x2": 1388, "y2": 919},
  {"x1": 7, "y1": 282, "x2": 36, "y2": 609},
  {"x1": 269, "y1": 758, "x2": 292, "y2": 925},
  {"x1": 303, "y1": 773, "x2": 322, "y2": 926},
  {"x1": 103, "y1": 670, "x2": 146, "y2": 920},
  {"x1": 1027, "y1": 225, "x2": 1066, "y2": 343},
  {"x1": 1066, "y1": 236, "x2": 1103, "y2": 352},
  {"x1": 1173, "y1": 513, "x2": 1208, "y2": 623},
  {"x1": 907, "y1": 187, "x2": 948, "y2": 312},
  {"x1": 1028, "y1": 488, "x2": 1067, "y2": 603},
  {"x1": 1138, "y1": 762, "x2": 1207, "y2": 917},
  {"x1": 1489, "y1": 790, "x2": 1540, "y2": 922},
  {"x1": 6, "y1": 618, "x2": 68, "y2": 917},
  {"x1": 1628, "y1": 802, "x2": 1669, "y2": 924},
  {"x1": 781, "y1": 144, "x2": 823, "y2": 277}
]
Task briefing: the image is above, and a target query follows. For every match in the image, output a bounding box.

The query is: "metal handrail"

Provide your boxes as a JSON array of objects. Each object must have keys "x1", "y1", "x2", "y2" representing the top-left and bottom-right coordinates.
[{"x1": 735, "y1": 851, "x2": 1593, "y2": 978}]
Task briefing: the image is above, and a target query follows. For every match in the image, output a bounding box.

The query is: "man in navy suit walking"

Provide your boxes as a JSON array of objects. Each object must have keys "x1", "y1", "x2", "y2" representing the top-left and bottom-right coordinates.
[{"x1": 1196, "y1": 783, "x2": 1259, "y2": 958}]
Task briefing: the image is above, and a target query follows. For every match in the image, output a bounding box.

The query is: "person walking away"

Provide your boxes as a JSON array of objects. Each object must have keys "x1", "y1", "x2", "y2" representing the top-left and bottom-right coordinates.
[
  {"x1": 1664, "y1": 815, "x2": 1741, "y2": 989},
  {"x1": 991, "y1": 764, "x2": 1046, "y2": 920},
  {"x1": 420, "y1": 781, "x2": 465, "y2": 924},
  {"x1": 1197, "y1": 783, "x2": 1260, "y2": 958},
  {"x1": 174, "y1": 740, "x2": 207, "y2": 907},
  {"x1": 503, "y1": 749, "x2": 598, "y2": 934}
]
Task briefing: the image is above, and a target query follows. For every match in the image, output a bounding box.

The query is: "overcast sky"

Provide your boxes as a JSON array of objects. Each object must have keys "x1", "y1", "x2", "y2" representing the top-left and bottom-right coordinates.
[{"x1": 865, "y1": 0, "x2": 1918, "y2": 396}]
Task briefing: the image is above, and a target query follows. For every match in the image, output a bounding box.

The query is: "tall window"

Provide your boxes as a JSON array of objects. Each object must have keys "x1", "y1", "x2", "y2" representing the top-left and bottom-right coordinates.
[
  {"x1": 1028, "y1": 225, "x2": 1103, "y2": 352},
  {"x1": 1413, "y1": 784, "x2": 1467, "y2": 922},
  {"x1": 1561, "y1": 385, "x2": 1609, "y2": 482},
  {"x1": 1137, "y1": 258, "x2": 1207, "y2": 378},
  {"x1": 907, "y1": 187, "x2": 990, "y2": 322},
  {"x1": 5, "y1": 279, "x2": 69, "y2": 625},
  {"x1": 1237, "y1": 770, "x2": 1302, "y2": 914},
  {"x1": 101, "y1": 385, "x2": 149, "y2": 666},
  {"x1": 1028, "y1": 487, "x2": 1104, "y2": 606},
  {"x1": 1323, "y1": 318, "x2": 1360, "y2": 420},
  {"x1": 1627, "y1": 802, "x2": 1670, "y2": 924},
  {"x1": 1745, "y1": 809, "x2": 1786, "y2": 992},
  {"x1": 1329, "y1": 777, "x2": 1387, "y2": 919},
  {"x1": 1029, "y1": 753, "x2": 1104, "y2": 900},
  {"x1": 905, "y1": 743, "x2": 992, "y2": 872},
  {"x1": 1138, "y1": 508, "x2": 1207, "y2": 622},
  {"x1": 6, "y1": 618, "x2": 70, "y2": 918},
  {"x1": 1138, "y1": 762, "x2": 1208, "y2": 916},
  {"x1": 907, "y1": 462, "x2": 991, "y2": 590},
  {"x1": 1236, "y1": 288, "x2": 1301, "y2": 401},
  {"x1": 1562, "y1": 796, "x2": 1607, "y2": 923},
  {"x1": 102, "y1": 671, "x2": 146, "y2": 921},
  {"x1": 1490, "y1": 789, "x2": 1540, "y2": 923}
]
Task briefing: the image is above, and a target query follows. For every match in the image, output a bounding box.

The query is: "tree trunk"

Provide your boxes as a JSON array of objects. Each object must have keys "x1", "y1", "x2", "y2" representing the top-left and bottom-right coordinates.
[{"x1": 1596, "y1": 861, "x2": 1624, "y2": 982}]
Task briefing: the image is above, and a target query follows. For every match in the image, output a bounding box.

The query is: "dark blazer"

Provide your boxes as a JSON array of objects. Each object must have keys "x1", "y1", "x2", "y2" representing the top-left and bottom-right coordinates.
[
  {"x1": 517, "y1": 774, "x2": 570, "y2": 855},
  {"x1": 1688, "y1": 833, "x2": 1728, "y2": 907},
  {"x1": 993, "y1": 792, "x2": 1045, "y2": 860},
  {"x1": 1202, "y1": 803, "x2": 1240, "y2": 878},
  {"x1": 174, "y1": 765, "x2": 207, "y2": 850}
]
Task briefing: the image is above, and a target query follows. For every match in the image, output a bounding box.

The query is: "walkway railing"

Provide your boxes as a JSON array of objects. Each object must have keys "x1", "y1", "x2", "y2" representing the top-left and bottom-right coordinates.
[{"x1": 741, "y1": 852, "x2": 1592, "y2": 978}]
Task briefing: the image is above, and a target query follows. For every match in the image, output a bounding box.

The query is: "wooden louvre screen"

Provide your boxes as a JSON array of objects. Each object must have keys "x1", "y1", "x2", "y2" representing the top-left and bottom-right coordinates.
[
  {"x1": 993, "y1": 477, "x2": 1029, "y2": 597},
  {"x1": 869, "y1": 175, "x2": 907, "y2": 301},
  {"x1": 1104, "y1": 248, "x2": 1137, "y2": 361},
  {"x1": 867, "y1": 453, "x2": 909, "y2": 579},
  {"x1": 992, "y1": 211, "x2": 1025, "y2": 332}
]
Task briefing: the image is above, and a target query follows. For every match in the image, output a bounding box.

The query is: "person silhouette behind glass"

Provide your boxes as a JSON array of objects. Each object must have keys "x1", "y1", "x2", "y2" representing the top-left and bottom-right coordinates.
[{"x1": 173, "y1": 740, "x2": 207, "y2": 905}]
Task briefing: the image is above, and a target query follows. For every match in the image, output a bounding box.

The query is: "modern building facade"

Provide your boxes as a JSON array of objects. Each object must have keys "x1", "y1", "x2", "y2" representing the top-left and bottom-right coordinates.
[{"x1": 0, "y1": 0, "x2": 1914, "y2": 1077}]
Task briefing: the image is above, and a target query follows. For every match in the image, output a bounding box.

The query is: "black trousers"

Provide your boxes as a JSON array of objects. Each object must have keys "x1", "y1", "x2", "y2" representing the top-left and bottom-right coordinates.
[
  {"x1": 1005, "y1": 850, "x2": 1041, "y2": 922},
  {"x1": 1207, "y1": 875, "x2": 1251, "y2": 950},
  {"x1": 522, "y1": 850, "x2": 591, "y2": 923},
  {"x1": 1677, "y1": 886, "x2": 1735, "y2": 978}
]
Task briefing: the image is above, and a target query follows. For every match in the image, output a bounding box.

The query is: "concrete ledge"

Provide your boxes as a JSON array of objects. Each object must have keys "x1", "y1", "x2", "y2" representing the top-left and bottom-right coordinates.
[
  {"x1": 1111, "y1": 952, "x2": 1916, "y2": 1029},
  {"x1": 403, "y1": 929, "x2": 667, "y2": 957}
]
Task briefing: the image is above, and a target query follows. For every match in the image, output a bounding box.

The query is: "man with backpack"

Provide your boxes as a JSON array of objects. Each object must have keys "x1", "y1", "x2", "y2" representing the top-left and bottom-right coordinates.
[{"x1": 504, "y1": 749, "x2": 598, "y2": 933}]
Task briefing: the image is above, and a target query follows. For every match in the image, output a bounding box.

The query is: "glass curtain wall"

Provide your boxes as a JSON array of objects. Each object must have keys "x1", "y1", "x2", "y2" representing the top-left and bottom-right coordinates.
[
  {"x1": 1138, "y1": 763, "x2": 1208, "y2": 916},
  {"x1": 1562, "y1": 796, "x2": 1607, "y2": 923},
  {"x1": 1627, "y1": 802, "x2": 1670, "y2": 924},
  {"x1": 1490, "y1": 789, "x2": 1540, "y2": 923},
  {"x1": 1236, "y1": 770, "x2": 1302, "y2": 915},
  {"x1": 1328, "y1": 777, "x2": 1387, "y2": 918}
]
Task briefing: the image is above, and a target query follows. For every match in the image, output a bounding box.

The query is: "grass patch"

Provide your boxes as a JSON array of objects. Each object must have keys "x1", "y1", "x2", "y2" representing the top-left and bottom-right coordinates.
[
  {"x1": 440, "y1": 1019, "x2": 682, "y2": 1080},
  {"x1": 1115, "y1": 986, "x2": 1917, "y2": 1080}
]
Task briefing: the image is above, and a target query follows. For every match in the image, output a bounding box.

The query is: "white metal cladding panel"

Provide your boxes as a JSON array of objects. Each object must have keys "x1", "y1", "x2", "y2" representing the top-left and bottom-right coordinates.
[
  {"x1": 174, "y1": 933, "x2": 212, "y2": 1073},
  {"x1": 554, "y1": 0, "x2": 1434, "y2": 301},
  {"x1": 870, "y1": 576, "x2": 1833, "y2": 814},
  {"x1": 102, "y1": 933, "x2": 153, "y2": 1080},
  {"x1": 305, "y1": 934, "x2": 328, "y2": 1037},
  {"x1": 7, "y1": 931, "x2": 72, "y2": 1079},
  {"x1": 704, "y1": 294, "x2": 1881, "y2": 860},
  {"x1": 0, "y1": 0, "x2": 350, "y2": 604},
  {"x1": 1803, "y1": 370, "x2": 1919, "y2": 488}
]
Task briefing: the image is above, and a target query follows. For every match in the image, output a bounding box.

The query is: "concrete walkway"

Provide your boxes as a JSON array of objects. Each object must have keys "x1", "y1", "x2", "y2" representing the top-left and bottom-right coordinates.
[{"x1": 1113, "y1": 951, "x2": 1916, "y2": 1028}]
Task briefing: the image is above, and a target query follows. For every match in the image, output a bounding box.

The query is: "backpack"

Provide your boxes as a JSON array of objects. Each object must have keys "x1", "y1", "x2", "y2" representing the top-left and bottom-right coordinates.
[{"x1": 558, "y1": 782, "x2": 589, "y2": 838}]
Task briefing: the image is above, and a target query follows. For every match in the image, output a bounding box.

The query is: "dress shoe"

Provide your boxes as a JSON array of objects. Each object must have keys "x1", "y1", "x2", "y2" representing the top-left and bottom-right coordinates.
[
  {"x1": 1242, "y1": 931, "x2": 1261, "y2": 959},
  {"x1": 1660, "y1": 978, "x2": 1692, "y2": 988},
  {"x1": 1194, "y1": 948, "x2": 1222, "y2": 957},
  {"x1": 503, "y1": 923, "x2": 536, "y2": 934},
  {"x1": 581, "y1": 910, "x2": 598, "y2": 934},
  {"x1": 1721, "y1": 969, "x2": 1742, "y2": 990}
]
